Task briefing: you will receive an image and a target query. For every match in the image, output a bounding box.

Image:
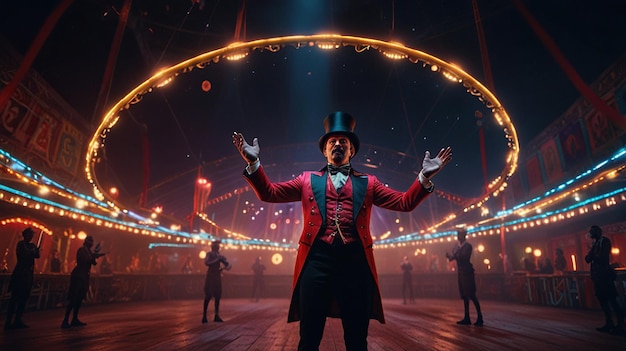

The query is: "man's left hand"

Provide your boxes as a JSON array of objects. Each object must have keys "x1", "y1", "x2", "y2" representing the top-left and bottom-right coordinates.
[{"x1": 422, "y1": 147, "x2": 452, "y2": 179}]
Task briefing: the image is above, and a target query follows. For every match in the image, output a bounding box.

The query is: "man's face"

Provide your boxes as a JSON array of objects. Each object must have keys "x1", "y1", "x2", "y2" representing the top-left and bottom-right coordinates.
[{"x1": 323, "y1": 135, "x2": 353, "y2": 166}]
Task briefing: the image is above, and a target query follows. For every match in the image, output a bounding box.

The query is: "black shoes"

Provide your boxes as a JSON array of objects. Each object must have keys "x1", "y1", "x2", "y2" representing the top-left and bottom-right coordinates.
[
  {"x1": 457, "y1": 317, "x2": 483, "y2": 326},
  {"x1": 596, "y1": 320, "x2": 625, "y2": 334},
  {"x1": 596, "y1": 324, "x2": 614, "y2": 333},
  {"x1": 12, "y1": 320, "x2": 29, "y2": 329},
  {"x1": 456, "y1": 318, "x2": 471, "y2": 325},
  {"x1": 611, "y1": 324, "x2": 624, "y2": 335},
  {"x1": 60, "y1": 319, "x2": 86, "y2": 328},
  {"x1": 203, "y1": 315, "x2": 223, "y2": 323},
  {"x1": 71, "y1": 319, "x2": 87, "y2": 327}
]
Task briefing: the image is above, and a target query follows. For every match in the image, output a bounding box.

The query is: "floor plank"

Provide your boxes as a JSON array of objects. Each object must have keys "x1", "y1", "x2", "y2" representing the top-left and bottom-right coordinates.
[{"x1": 1, "y1": 298, "x2": 623, "y2": 350}]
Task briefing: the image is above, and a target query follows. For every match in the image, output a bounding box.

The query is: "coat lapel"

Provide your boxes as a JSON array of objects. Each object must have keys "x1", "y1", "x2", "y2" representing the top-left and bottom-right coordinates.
[
  {"x1": 311, "y1": 172, "x2": 327, "y2": 227},
  {"x1": 351, "y1": 174, "x2": 367, "y2": 220}
]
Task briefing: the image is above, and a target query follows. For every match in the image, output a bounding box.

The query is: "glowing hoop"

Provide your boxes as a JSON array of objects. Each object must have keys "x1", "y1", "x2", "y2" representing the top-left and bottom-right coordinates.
[{"x1": 86, "y1": 34, "x2": 519, "y2": 221}]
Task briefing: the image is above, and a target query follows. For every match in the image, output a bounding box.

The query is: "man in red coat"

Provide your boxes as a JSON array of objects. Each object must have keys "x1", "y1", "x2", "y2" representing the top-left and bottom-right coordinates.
[{"x1": 233, "y1": 112, "x2": 452, "y2": 350}]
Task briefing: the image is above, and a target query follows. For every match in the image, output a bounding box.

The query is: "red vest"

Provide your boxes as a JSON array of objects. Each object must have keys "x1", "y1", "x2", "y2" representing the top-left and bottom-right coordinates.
[{"x1": 318, "y1": 175, "x2": 358, "y2": 245}]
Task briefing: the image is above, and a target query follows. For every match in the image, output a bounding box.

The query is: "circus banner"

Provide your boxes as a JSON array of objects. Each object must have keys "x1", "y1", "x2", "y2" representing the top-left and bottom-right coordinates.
[
  {"x1": 7, "y1": 104, "x2": 38, "y2": 147},
  {"x1": 0, "y1": 98, "x2": 30, "y2": 140},
  {"x1": 28, "y1": 109, "x2": 60, "y2": 165},
  {"x1": 584, "y1": 110, "x2": 615, "y2": 154},
  {"x1": 558, "y1": 121, "x2": 586, "y2": 170},
  {"x1": 525, "y1": 154, "x2": 543, "y2": 194},
  {"x1": 54, "y1": 120, "x2": 84, "y2": 176},
  {"x1": 539, "y1": 138, "x2": 563, "y2": 184}
]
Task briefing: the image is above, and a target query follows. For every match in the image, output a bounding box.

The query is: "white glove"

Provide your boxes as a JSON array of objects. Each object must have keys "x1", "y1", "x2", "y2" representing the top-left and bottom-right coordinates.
[
  {"x1": 232, "y1": 132, "x2": 260, "y2": 165},
  {"x1": 421, "y1": 147, "x2": 452, "y2": 179}
]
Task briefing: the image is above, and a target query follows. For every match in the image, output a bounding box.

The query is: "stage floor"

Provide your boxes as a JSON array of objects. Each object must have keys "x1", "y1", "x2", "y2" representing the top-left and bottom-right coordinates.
[{"x1": 1, "y1": 298, "x2": 623, "y2": 350}]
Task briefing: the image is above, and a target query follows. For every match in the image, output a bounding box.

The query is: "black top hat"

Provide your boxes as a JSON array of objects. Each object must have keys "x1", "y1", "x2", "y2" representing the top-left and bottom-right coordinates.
[{"x1": 318, "y1": 111, "x2": 360, "y2": 155}]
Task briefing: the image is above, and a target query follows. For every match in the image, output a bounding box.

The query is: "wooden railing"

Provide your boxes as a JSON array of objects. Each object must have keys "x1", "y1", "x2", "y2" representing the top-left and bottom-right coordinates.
[{"x1": 1, "y1": 270, "x2": 624, "y2": 313}]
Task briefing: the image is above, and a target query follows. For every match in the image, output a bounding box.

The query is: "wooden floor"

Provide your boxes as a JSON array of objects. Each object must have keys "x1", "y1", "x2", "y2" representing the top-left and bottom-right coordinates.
[{"x1": 1, "y1": 298, "x2": 623, "y2": 350}]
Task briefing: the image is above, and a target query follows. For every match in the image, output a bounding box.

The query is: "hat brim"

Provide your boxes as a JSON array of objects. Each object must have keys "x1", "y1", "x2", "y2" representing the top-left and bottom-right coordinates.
[{"x1": 318, "y1": 132, "x2": 360, "y2": 155}]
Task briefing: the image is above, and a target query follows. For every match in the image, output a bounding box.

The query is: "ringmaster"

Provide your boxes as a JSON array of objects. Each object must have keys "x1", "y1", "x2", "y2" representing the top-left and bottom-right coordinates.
[{"x1": 233, "y1": 111, "x2": 452, "y2": 351}]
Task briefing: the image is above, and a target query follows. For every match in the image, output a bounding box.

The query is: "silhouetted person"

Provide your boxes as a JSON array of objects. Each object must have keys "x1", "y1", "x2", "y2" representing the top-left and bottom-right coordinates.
[
  {"x1": 554, "y1": 248, "x2": 567, "y2": 274},
  {"x1": 50, "y1": 250, "x2": 62, "y2": 273},
  {"x1": 202, "y1": 240, "x2": 231, "y2": 323},
  {"x1": 446, "y1": 228, "x2": 483, "y2": 326},
  {"x1": 536, "y1": 258, "x2": 545, "y2": 273},
  {"x1": 100, "y1": 255, "x2": 113, "y2": 274},
  {"x1": 521, "y1": 257, "x2": 535, "y2": 272},
  {"x1": 61, "y1": 236, "x2": 105, "y2": 328},
  {"x1": 234, "y1": 112, "x2": 452, "y2": 350},
  {"x1": 429, "y1": 254, "x2": 439, "y2": 273},
  {"x1": 126, "y1": 252, "x2": 140, "y2": 273},
  {"x1": 4, "y1": 227, "x2": 40, "y2": 329},
  {"x1": 499, "y1": 253, "x2": 514, "y2": 274},
  {"x1": 539, "y1": 258, "x2": 554, "y2": 274},
  {"x1": 400, "y1": 256, "x2": 414, "y2": 304},
  {"x1": 150, "y1": 253, "x2": 167, "y2": 273},
  {"x1": 584, "y1": 225, "x2": 624, "y2": 334},
  {"x1": 181, "y1": 254, "x2": 194, "y2": 274},
  {"x1": 251, "y1": 256, "x2": 265, "y2": 302}
]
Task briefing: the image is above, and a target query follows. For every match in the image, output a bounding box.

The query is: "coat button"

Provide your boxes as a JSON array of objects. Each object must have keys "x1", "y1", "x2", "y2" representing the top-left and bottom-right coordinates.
[
  {"x1": 306, "y1": 233, "x2": 312, "y2": 237},
  {"x1": 309, "y1": 196, "x2": 314, "y2": 201}
]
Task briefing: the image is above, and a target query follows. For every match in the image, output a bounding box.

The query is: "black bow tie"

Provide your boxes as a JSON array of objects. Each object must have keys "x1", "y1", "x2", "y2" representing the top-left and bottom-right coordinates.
[{"x1": 328, "y1": 164, "x2": 351, "y2": 176}]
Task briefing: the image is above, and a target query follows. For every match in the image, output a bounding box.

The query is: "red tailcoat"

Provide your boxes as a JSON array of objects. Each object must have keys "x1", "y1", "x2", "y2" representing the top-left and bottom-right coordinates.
[{"x1": 244, "y1": 165, "x2": 432, "y2": 323}]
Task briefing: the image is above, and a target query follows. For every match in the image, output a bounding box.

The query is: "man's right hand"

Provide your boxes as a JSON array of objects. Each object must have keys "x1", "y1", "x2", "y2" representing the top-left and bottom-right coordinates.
[{"x1": 232, "y1": 132, "x2": 260, "y2": 164}]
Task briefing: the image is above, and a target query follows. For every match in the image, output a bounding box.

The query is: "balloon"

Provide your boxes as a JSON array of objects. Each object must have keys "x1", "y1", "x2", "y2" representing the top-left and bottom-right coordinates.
[{"x1": 201, "y1": 80, "x2": 211, "y2": 92}]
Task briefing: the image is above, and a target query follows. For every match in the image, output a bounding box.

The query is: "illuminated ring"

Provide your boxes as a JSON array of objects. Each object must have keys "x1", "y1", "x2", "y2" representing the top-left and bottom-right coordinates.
[{"x1": 86, "y1": 34, "x2": 519, "y2": 221}]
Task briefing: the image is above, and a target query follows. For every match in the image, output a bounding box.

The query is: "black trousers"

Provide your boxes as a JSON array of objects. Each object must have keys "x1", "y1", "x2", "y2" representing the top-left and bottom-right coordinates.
[
  {"x1": 297, "y1": 239, "x2": 374, "y2": 351},
  {"x1": 6, "y1": 286, "x2": 31, "y2": 324}
]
